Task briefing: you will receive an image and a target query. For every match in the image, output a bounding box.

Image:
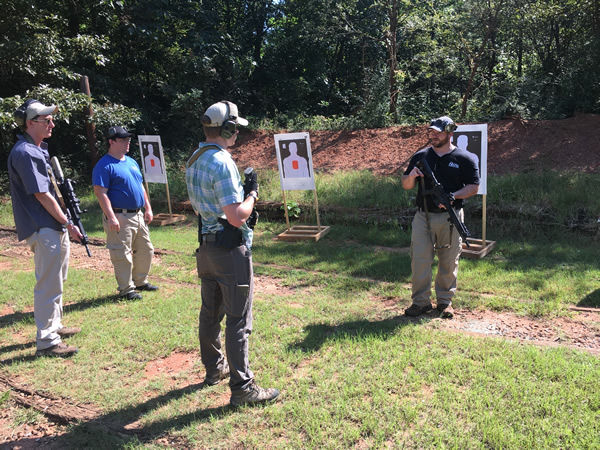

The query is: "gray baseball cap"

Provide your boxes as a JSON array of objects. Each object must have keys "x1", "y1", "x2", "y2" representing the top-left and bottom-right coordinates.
[{"x1": 14, "y1": 99, "x2": 58, "y2": 126}]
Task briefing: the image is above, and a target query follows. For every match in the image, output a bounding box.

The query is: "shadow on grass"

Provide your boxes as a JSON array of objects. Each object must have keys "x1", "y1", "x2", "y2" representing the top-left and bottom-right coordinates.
[
  {"x1": 578, "y1": 288, "x2": 600, "y2": 308},
  {"x1": 289, "y1": 313, "x2": 433, "y2": 353},
  {"x1": 0, "y1": 294, "x2": 134, "y2": 364},
  {"x1": 6, "y1": 382, "x2": 237, "y2": 448},
  {"x1": 0, "y1": 294, "x2": 133, "y2": 331}
]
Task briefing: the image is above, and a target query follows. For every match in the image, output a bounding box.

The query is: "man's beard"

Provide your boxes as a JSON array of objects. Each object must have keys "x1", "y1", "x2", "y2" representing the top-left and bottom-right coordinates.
[{"x1": 431, "y1": 134, "x2": 449, "y2": 149}]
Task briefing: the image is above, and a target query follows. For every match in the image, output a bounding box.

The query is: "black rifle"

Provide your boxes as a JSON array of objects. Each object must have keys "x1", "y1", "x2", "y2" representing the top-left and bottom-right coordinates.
[
  {"x1": 415, "y1": 158, "x2": 471, "y2": 248},
  {"x1": 243, "y1": 167, "x2": 259, "y2": 229},
  {"x1": 50, "y1": 157, "x2": 92, "y2": 256}
]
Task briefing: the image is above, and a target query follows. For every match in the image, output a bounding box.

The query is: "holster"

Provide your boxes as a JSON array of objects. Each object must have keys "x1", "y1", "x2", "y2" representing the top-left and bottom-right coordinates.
[
  {"x1": 198, "y1": 216, "x2": 243, "y2": 249},
  {"x1": 215, "y1": 218, "x2": 243, "y2": 249}
]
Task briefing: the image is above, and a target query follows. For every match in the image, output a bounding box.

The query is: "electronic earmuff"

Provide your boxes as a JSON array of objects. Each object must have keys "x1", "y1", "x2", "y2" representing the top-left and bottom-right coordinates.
[
  {"x1": 445, "y1": 123, "x2": 457, "y2": 133},
  {"x1": 14, "y1": 99, "x2": 39, "y2": 126},
  {"x1": 220, "y1": 101, "x2": 237, "y2": 139},
  {"x1": 429, "y1": 117, "x2": 457, "y2": 134},
  {"x1": 200, "y1": 101, "x2": 238, "y2": 139}
]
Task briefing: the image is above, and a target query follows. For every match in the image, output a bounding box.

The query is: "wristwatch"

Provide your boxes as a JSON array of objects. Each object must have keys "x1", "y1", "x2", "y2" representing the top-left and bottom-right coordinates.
[
  {"x1": 248, "y1": 192, "x2": 258, "y2": 202},
  {"x1": 63, "y1": 219, "x2": 73, "y2": 227}
]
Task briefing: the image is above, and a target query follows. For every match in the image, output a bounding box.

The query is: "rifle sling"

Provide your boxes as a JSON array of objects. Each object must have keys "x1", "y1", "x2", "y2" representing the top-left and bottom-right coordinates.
[
  {"x1": 186, "y1": 144, "x2": 223, "y2": 242},
  {"x1": 186, "y1": 144, "x2": 221, "y2": 168},
  {"x1": 47, "y1": 166, "x2": 67, "y2": 211}
]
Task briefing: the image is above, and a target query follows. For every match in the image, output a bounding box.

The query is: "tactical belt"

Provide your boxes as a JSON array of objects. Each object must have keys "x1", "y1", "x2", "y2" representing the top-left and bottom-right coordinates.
[
  {"x1": 418, "y1": 206, "x2": 462, "y2": 214},
  {"x1": 113, "y1": 208, "x2": 141, "y2": 214}
]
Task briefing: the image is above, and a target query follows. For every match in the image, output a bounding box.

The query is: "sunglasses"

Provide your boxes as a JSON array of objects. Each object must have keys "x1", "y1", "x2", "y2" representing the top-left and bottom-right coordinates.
[{"x1": 31, "y1": 118, "x2": 54, "y2": 126}]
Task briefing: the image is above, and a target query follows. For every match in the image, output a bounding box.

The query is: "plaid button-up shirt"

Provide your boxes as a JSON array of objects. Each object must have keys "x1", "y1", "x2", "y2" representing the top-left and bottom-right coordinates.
[{"x1": 186, "y1": 143, "x2": 252, "y2": 247}]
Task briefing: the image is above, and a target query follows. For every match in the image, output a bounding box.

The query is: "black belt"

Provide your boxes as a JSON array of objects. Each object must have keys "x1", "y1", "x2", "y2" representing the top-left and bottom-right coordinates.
[
  {"x1": 113, "y1": 208, "x2": 141, "y2": 214},
  {"x1": 418, "y1": 206, "x2": 462, "y2": 214},
  {"x1": 418, "y1": 206, "x2": 445, "y2": 214},
  {"x1": 201, "y1": 234, "x2": 217, "y2": 243}
]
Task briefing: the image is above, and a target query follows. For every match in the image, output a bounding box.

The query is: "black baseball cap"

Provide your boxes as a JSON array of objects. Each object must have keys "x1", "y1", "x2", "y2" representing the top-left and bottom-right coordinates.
[
  {"x1": 107, "y1": 126, "x2": 133, "y2": 139},
  {"x1": 428, "y1": 116, "x2": 456, "y2": 133}
]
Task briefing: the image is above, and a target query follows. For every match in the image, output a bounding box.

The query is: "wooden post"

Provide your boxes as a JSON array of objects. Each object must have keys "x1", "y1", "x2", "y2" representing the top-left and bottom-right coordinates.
[
  {"x1": 313, "y1": 190, "x2": 321, "y2": 231},
  {"x1": 282, "y1": 190, "x2": 291, "y2": 231},
  {"x1": 482, "y1": 194, "x2": 487, "y2": 247},
  {"x1": 165, "y1": 177, "x2": 173, "y2": 216},
  {"x1": 80, "y1": 76, "x2": 99, "y2": 168}
]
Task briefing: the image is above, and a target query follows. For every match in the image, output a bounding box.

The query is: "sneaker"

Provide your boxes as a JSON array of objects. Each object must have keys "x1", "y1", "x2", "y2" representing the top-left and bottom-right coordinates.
[
  {"x1": 57, "y1": 326, "x2": 81, "y2": 338},
  {"x1": 135, "y1": 283, "x2": 159, "y2": 292},
  {"x1": 230, "y1": 381, "x2": 280, "y2": 407},
  {"x1": 121, "y1": 291, "x2": 143, "y2": 300},
  {"x1": 204, "y1": 363, "x2": 230, "y2": 386},
  {"x1": 437, "y1": 303, "x2": 454, "y2": 319},
  {"x1": 36, "y1": 342, "x2": 78, "y2": 358},
  {"x1": 404, "y1": 303, "x2": 433, "y2": 317}
]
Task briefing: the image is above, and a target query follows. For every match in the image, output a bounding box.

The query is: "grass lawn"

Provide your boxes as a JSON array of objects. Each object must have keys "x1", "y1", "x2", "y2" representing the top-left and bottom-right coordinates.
[{"x1": 0, "y1": 171, "x2": 599, "y2": 448}]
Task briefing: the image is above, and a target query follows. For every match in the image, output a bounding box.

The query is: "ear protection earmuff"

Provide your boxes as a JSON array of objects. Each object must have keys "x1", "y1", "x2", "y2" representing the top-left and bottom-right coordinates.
[
  {"x1": 445, "y1": 122, "x2": 458, "y2": 133},
  {"x1": 14, "y1": 99, "x2": 38, "y2": 126},
  {"x1": 220, "y1": 101, "x2": 237, "y2": 139},
  {"x1": 429, "y1": 117, "x2": 457, "y2": 134}
]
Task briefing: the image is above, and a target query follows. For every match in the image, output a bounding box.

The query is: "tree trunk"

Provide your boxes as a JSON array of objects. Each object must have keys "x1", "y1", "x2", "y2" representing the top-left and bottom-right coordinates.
[
  {"x1": 80, "y1": 76, "x2": 99, "y2": 169},
  {"x1": 388, "y1": 0, "x2": 398, "y2": 122}
]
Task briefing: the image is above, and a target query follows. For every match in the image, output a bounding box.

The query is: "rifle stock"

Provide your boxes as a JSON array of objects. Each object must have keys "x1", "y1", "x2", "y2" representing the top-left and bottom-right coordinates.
[
  {"x1": 50, "y1": 157, "x2": 92, "y2": 256},
  {"x1": 415, "y1": 158, "x2": 471, "y2": 248}
]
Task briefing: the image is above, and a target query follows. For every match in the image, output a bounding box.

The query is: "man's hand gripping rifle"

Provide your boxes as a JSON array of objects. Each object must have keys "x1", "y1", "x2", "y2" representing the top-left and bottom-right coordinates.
[
  {"x1": 50, "y1": 157, "x2": 92, "y2": 256},
  {"x1": 415, "y1": 158, "x2": 471, "y2": 248},
  {"x1": 243, "y1": 167, "x2": 259, "y2": 229}
]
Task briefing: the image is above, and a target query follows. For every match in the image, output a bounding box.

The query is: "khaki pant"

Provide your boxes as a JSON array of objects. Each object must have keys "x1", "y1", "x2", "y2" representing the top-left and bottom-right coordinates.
[
  {"x1": 104, "y1": 211, "x2": 154, "y2": 294},
  {"x1": 26, "y1": 228, "x2": 70, "y2": 350},
  {"x1": 410, "y1": 210, "x2": 463, "y2": 307}
]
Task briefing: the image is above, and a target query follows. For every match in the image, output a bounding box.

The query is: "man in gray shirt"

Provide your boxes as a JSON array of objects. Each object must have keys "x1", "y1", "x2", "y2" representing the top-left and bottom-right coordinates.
[{"x1": 8, "y1": 99, "x2": 83, "y2": 357}]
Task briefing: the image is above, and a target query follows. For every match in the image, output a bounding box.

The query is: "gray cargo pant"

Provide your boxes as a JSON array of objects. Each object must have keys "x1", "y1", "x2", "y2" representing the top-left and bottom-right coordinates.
[{"x1": 196, "y1": 240, "x2": 254, "y2": 392}]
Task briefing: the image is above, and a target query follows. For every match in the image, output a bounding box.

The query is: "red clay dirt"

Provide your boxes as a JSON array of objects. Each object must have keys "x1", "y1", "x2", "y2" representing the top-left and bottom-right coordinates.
[
  {"x1": 233, "y1": 113, "x2": 600, "y2": 175},
  {"x1": 1, "y1": 114, "x2": 600, "y2": 447}
]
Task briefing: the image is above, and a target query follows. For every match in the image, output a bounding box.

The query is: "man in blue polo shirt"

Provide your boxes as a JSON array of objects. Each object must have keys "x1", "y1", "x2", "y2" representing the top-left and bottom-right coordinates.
[
  {"x1": 186, "y1": 101, "x2": 279, "y2": 407},
  {"x1": 92, "y1": 126, "x2": 158, "y2": 300},
  {"x1": 8, "y1": 99, "x2": 83, "y2": 357}
]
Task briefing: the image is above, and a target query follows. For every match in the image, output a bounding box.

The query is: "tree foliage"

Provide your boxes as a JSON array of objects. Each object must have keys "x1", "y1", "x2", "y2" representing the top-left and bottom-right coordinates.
[{"x1": 1, "y1": 0, "x2": 598, "y2": 183}]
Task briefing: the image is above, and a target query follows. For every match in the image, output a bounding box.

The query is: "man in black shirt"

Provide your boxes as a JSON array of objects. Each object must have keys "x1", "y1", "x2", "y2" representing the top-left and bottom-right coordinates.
[{"x1": 401, "y1": 116, "x2": 480, "y2": 318}]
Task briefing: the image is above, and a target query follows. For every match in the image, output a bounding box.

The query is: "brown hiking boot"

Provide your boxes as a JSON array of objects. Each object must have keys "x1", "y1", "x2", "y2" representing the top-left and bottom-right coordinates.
[
  {"x1": 204, "y1": 363, "x2": 230, "y2": 386},
  {"x1": 36, "y1": 342, "x2": 78, "y2": 358},
  {"x1": 57, "y1": 326, "x2": 81, "y2": 338},
  {"x1": 404, "y1": 303, "x2": 433, "y2": 317},
  {"x1": 437, "y1": 303, "x2": 454, "y2": 319},
  {"x1": 230, "y1": 381, "x2": 280, "y2": 407}
]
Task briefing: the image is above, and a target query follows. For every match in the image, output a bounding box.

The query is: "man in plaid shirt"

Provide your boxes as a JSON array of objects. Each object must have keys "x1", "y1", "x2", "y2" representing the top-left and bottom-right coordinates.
[{"x1": 186, "y1": 101, "x2": 279, "y2": 407}]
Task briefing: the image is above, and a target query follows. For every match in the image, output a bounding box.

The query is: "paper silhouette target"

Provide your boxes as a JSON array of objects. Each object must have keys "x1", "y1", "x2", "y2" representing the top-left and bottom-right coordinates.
[
  {"x1": 274, "y1": 132, "x2": 315, "y2": 191},
  {"x1": 138, "y1": 135, "x2": 167, "y2": 184},
  {"x1": 452, "y1": 124, "x2": 488, "y2": 195}
]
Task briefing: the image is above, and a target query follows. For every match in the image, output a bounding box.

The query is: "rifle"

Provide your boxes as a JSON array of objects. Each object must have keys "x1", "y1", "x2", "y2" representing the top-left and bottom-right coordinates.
[
  {"x1": 415, "y1": 158, "x2": 471, "y2": 248},
  {"x1": 50, "y1": 157, "x2": 92, "y2": 256},
  {"x1": 243, "y1": 167, "x2": 259, "y2": 229}
]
